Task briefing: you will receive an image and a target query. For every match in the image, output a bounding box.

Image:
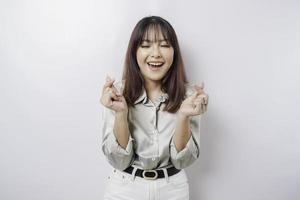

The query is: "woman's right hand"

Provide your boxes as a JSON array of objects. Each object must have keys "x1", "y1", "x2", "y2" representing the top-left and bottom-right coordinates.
[{"x1": 100, "y1": 76, "x2": 128, "y2": 114}]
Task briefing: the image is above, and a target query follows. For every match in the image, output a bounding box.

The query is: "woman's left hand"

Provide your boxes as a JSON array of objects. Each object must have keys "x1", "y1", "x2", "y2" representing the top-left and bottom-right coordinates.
[{"x1": 178, "y1": 83, "x2": 209, "y2": 117}]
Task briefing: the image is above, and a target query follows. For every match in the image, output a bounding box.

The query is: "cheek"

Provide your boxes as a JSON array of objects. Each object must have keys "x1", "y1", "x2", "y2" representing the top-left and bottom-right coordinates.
[
  {"x1": 136, "y1": 52, "x2": 143, "y2": 65},
  {"x1": 137, "y1": 51, "x2": 148, "y2": 62},
  {"x1": 165, "y1": 50, "x2": 174, "y2": 64}
]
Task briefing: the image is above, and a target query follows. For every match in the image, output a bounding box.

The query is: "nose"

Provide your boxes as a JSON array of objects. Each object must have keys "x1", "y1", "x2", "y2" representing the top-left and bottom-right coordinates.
[{"x1": 151, "y1": 44, "x2": 161, "y2": 58}]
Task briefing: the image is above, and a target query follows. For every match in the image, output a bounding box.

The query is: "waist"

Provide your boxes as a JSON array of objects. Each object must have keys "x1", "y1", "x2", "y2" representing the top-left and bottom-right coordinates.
[{"x1": 123, "y1": 165, "x2": 181, "y2": 180}]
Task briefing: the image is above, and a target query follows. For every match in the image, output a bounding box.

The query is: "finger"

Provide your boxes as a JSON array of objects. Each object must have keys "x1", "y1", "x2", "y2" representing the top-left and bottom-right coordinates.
[
  {"x1": 106, "y1": 76, "x2": 115, "y2": 86},
  {"x1": 194, "y1": 99, "x2": 204, "y2": 105},
  {"x1": 194, "y1": 82, "x2": 204, "y2": 90},
  {"x1": 112, "y1": 85, "x2": 123, "y2": 96},
  {"x1": 195, "y1": 99, "x2": 207, "y2": 113},
  {"x1": 203, "y1": 94, "x2": 209, "y2": 104},
  {"x1": 107, "y1": 88, "x2": 120, "y2": 101},
  {"x1": 119, "y1": 95, "x2": 127, "y2": 104},
  {"x1": 118, "y1": 79, "x2": 126, "y2": 95},
  {"x1": 204, "y1": 96, "x2": 208, "y2": 105},
  {"x1": 194, "y1": 82, "x2": 204, "y2": 89},
  {"x1": 194, "y1": 87, "x2": 203, "y2": 95},
  {"x1": 193, "y1": 101, "x2": 202, "y2": 114},
  {"x1": 202, "y1": 102, "x2": 208, "y2": 112},
  {"x1": 195, "y1": 94, "x2": 205, "y2": 99},
  {"x1": 196, "y1": 94, "x2": 207, "y2": 101},
  {"x1": 112, "y1": 83, "x2": 123, "y2": 96},
  {"x1": 103, "y1": 81, "x2": 115, "y2": 92},
  {"x1": 202, "y1": 103, "x2": 206, "y2": 113},
  {"x1": 190, "y1": 91, "x2": 199, "y2": 99},
  {"x1": 103, "y1": 76, "x2": 115, "y2": 90},
  {"x1": 194, "y1": 95, "x2": 204, "y2": 101},
  {"x1": 194, "y1": 88, "x2": 205, "y2": 97},
  {"x1": 105, "y1": 84, "x2": 121, "y2": 96}
]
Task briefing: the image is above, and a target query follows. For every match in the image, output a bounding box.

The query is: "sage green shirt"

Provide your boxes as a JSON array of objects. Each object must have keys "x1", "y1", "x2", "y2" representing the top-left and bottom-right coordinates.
[{"x1": 101, "y1": 81, "x2": 201, "y2": 170}]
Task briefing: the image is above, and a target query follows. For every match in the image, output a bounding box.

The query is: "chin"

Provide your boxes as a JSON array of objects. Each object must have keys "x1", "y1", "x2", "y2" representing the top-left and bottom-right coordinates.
[{"x1": 147, "y1": 76, "x2": 165, "y2": 82}]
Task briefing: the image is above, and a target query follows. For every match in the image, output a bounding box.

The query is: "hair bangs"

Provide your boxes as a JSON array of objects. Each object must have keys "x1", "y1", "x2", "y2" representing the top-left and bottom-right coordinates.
[{"x1": 140, "y1": 23, "x2": 171, "y2": 45}]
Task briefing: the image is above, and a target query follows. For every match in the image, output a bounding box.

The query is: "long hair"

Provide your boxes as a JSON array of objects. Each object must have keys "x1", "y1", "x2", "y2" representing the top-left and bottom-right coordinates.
[{"x1": 122, "y1": 16, "x2": 188, "y2": 113}]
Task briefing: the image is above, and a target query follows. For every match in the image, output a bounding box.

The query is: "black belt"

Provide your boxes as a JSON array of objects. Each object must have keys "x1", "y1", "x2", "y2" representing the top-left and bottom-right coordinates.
[{"x1": 123, "y1": 166, "x2": 181, "y2": 180}]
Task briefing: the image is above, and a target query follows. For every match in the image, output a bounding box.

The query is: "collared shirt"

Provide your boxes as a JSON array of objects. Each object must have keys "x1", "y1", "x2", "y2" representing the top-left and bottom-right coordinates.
[{"x1": 100, "y1": 81, "x2": 201, "y2": 170}]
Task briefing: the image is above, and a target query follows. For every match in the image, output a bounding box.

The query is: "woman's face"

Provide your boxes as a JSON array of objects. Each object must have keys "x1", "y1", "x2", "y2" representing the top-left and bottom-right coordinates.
[{"x1": 136, "y1": 29, "x2": 174, "y2": 84}]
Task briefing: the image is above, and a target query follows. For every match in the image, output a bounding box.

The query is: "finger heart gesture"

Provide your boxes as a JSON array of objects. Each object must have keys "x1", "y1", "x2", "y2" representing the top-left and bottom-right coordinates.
[
  {"x1": 100, "y1": 75, "x2": 128, "y2": 114},
  {"x1": 179, "y1": 83, "x2": 209, "y2": 117}
]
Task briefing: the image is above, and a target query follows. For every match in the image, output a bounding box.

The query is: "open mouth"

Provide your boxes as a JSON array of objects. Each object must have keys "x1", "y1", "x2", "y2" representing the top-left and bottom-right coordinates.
[{"x1": 147, "y1": 62, "x2": 164, "y2": 69}]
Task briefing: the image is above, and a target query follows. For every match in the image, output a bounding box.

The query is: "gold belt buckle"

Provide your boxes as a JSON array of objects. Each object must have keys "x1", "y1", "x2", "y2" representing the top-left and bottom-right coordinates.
[{"x1": 142, "y1": 169, "x2": 158, "y2": 180}]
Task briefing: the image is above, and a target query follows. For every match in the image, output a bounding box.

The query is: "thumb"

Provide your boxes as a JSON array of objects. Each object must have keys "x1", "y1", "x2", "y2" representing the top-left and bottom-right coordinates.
[{"x1": 120, "y1": 95, "x2": 127, "y2": 104}]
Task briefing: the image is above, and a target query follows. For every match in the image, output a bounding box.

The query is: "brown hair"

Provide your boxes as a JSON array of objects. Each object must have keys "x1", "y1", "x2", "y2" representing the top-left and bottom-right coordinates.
[{"x1": 122, "y1": 16, "x2": 188, "y2": 113}]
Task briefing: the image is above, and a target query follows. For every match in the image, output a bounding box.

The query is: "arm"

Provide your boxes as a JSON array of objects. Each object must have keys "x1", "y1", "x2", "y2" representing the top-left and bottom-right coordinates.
[
  {"x1": 170, "y1": 83, "x2": 208, "y2": 169},
  {"x1": 100, "y1": 77, "x2": 134, "y2": 170},
  {"x1": 170, "y1": 114, "x2": 201, "y2": 169},
  {"x1": 113, "y1": 111, "x2": 131, "y2": 149},
  {"x1": 173, "y1": 114, "x2": 192, "y2": 152},
  {"x1": 101, "y1": 107, "x2": 134, "y2": 170}
]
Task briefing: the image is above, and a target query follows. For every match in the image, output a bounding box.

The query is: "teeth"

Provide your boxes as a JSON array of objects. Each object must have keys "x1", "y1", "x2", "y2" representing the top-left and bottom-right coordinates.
[
  {"x1": 148, "y1": 62, "x2": 163, "y2": 66},
  {"x1": 147, "y1": 62, "x2": 164, "y2": 67}
]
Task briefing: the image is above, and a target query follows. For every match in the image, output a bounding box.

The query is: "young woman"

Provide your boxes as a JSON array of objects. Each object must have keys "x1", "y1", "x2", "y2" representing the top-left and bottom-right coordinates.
[{"x1": 100, "y1": 16, "x2": 208, "y2": 200}]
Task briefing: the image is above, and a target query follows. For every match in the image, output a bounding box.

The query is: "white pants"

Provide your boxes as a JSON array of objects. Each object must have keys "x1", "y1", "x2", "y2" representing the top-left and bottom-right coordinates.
[{"x1": 103, "y1": 167, "x2": 189, "y2": 200}]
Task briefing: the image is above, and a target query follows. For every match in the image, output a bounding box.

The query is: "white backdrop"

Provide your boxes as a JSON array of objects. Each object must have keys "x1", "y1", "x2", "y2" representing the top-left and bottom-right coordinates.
[{"x1": 1, "y1": 0, "x2": 299, "y2": 199}]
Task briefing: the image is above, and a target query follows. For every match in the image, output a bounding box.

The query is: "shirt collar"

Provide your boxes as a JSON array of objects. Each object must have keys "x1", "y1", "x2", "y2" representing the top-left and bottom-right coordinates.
[
  {"x1": 134, "y1": 88, "x2": 147, "y2": 105},
  {"x1": 134, "y1": 87, "x2": 169, "y2": 105}
]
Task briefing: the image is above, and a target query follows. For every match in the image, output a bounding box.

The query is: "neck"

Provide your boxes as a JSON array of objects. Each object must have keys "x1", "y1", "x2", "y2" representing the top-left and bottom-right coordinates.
[{"x1": 144, "y1": 80, "x2": 162, "y2": 101}]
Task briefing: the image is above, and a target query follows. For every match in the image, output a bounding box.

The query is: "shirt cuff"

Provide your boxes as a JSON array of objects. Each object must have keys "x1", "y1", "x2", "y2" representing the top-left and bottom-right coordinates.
[
  {"x1": 170, "y1": 133, "x2": 199, "y2": 160},
  {"x1": 105, "y1": 131, "x2": 134, "y2": 155}
]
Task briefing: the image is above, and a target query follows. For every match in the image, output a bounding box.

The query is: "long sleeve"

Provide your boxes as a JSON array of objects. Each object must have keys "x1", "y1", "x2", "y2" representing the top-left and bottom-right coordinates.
[
  {"x1": 101, "y1": 106, "x2": 134, "y2": 170},
  {"x1": 169, "y1": 114, "x2": 201, "y2": 169}
]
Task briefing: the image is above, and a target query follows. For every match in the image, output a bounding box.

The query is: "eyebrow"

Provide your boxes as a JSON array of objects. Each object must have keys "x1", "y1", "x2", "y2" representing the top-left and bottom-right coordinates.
[{"x1": 141, "y1": 39, "x2": 169, "y2": 42}]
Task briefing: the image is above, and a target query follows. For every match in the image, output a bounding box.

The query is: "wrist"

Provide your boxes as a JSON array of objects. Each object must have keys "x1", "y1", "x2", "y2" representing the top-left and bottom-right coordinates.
[
  {"x1": 177, "y1": 112, "x2": 191, "y2": 121},
  {"x1": 115, "y1": 110, "x2": 128, "y2": 118}
]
